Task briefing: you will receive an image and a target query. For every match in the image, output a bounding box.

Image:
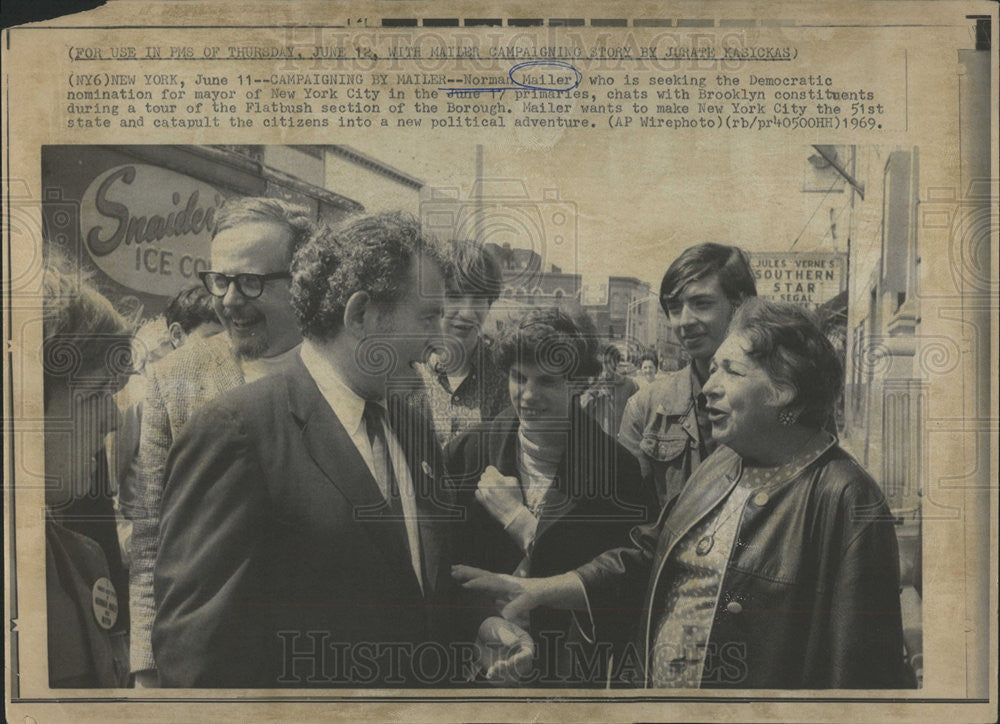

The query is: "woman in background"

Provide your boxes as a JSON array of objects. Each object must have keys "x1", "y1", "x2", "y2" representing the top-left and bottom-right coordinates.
[{"x1": 636, "y1": 350, "x2": 659, "y2": 388}]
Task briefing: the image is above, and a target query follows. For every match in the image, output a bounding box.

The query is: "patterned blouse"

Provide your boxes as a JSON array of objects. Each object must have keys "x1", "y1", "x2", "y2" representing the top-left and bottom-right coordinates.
[
  {"x1": 412, "y1": 339, "x2": 510, "y2": 447},
  {"x1": 649, "y1": 433, "x2": 835, "y2": 688}
]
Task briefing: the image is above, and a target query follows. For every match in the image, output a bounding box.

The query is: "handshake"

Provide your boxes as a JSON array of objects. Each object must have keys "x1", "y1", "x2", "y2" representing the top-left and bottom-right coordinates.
[{"x1": 450, "y1": 564, "x2": 586, "y2": 685}]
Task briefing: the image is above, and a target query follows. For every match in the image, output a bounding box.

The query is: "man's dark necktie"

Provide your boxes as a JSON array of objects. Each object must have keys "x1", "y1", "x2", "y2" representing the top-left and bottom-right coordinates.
[
  {"x1": 362, "y1": 400, "x2": 429, "y2": 594},
  {"x1": 361, "y1": 400, "x2": 405, "y2": 520}
]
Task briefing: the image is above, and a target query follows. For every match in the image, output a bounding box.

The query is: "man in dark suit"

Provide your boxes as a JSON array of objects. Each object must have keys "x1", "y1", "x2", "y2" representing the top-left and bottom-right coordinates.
[
  {"x1": 153, "y1": 212, "x2": 465, "y2": 688},
  {"x1": 124, "y1": 197, "x2": 314, "y2": 686}
]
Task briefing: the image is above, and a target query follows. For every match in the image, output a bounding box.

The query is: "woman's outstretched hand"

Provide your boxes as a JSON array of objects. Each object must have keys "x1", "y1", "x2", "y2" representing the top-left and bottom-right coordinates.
[
  {"x1": 451, "y1": 565, "x2": 588, "y2": 622},
  {"x1": 452, "y1": 565, "x2": 539, "y2": 621}
]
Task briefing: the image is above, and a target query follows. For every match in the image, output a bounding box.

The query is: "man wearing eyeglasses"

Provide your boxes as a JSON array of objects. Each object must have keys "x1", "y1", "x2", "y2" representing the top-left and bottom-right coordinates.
[
  {"x1": 123, "y1": 196, "x2": 315, "y2": 687},
  {"x1": 198, "y1": 216, "x2": 303, "y2": 373}
]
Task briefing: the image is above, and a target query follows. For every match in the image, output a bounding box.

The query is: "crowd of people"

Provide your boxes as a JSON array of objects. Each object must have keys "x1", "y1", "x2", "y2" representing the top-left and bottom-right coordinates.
[{"x1": 42, "y1": 195, "x2": 913, "y2": 689}]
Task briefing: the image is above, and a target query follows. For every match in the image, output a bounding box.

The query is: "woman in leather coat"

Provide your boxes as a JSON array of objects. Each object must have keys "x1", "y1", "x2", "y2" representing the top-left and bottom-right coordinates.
[{"x1": 455, "y1": 299, "x2": 911, "y2": 689}]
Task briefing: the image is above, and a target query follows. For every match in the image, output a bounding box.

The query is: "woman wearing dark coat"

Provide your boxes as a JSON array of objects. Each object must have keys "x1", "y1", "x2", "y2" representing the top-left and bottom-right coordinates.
[
  {"x1": 446, "y1": 306, "x2": 655, "y2": 686},
  {"x1": 457, "y1": 299, "x2": 911, "y2": 689}
]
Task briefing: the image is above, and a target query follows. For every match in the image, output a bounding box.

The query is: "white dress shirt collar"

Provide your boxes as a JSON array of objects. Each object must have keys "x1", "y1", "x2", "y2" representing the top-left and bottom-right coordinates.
[{"x1": 300, "y1": 339, "x2": 378, "y2": 438}]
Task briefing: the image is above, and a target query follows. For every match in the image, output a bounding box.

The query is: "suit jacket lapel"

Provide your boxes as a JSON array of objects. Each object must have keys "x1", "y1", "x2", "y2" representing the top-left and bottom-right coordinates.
[
  {"x1": 487, "y1": 412, "x2": 520, "y2": 477},
  {"x1": 533, "y1": 484, "x2": 573, "y2": 543},
  {"x1": 286, "y1": 361, "x2": 417, "y2": 588},
  {"x1": 534, "y1": 409, "x2": 611, "y2": 542},
  {"x1": 388, "y1": 398, "x2": 449, "y2": 597},
  {"x1": 660, "y1": 447, "x2": 743, "y2": 559}
]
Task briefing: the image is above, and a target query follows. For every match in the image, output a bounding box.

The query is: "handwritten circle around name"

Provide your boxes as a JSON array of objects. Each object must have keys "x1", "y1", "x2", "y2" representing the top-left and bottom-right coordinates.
[{"x1": 508, "y1": 60, "x2": 583, "y2": 92}]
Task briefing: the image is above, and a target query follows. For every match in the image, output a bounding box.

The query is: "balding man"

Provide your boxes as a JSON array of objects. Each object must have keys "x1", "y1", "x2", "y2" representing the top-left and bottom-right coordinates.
[{"x1": 124, "y1": 197, "x2": 315, "y2": 686}]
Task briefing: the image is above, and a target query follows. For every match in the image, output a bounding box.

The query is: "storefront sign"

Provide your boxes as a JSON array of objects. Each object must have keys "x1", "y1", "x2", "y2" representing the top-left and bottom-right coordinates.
[
  {"x1": 81, "y1": 164, "x2": 225, "y2": 297},
  {"x1": 749, "y1": 252, "x2": 846, "y2": 307}
]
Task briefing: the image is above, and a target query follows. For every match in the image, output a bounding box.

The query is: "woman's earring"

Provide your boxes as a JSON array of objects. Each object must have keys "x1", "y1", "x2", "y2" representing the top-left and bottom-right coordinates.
[{"x1": 778, "y1": 408, "x2": 800, "y2": 426}]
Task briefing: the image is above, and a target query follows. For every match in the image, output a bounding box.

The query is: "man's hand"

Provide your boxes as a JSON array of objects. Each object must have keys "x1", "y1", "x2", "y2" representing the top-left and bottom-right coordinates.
[
  {"x1": 475, "y1": 465, "x2": 525, "y2": 528},
  {"x1": 474, "y1": 616, "x2": 535, "y2": 685},
  {"x1": 133, "y1": 669, "x2": 160, "y2": 688}
]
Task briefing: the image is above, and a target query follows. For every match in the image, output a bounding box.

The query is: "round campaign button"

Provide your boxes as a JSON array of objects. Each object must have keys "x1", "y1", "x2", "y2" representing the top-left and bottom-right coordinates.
[
  {"x1": 91, "y1": 577, "x2": 119, "y2": 630},
  {"x1": 752, "y1": 492, "x2": 770, "y2": 507}
]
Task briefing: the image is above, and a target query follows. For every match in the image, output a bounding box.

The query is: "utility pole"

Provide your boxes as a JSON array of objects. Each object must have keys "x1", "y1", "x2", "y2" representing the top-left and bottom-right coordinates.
[{"x1": 474, "y1": 144, "x2": 484, "y2": 240}]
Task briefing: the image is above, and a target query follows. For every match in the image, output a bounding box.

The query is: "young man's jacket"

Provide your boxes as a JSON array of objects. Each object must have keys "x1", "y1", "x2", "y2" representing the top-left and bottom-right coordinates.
[
  {"x1": 617, "y1": 366, "x2": 706, "y2": 508},
  {"x1": 46, "y1": 516, "x2": 130, "y2": 687}
]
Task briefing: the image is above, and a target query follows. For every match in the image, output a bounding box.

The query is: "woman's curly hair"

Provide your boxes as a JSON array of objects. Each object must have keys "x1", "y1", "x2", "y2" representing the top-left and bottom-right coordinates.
[
  {"x1": 494, "y1": 305, "x2": 601, "y2": 382},
  {"x1": 729, "y1": 297, "x2": 843, "y2": 429}
]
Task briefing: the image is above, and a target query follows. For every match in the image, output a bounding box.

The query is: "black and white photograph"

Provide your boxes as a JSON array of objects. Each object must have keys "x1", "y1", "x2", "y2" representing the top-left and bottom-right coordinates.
[
  {"x1": 3, "y1": 2, "x2": 996, "y2": 721},
  {"x1": 38, "y1": 140, "x2": 932, "y2": 689}
]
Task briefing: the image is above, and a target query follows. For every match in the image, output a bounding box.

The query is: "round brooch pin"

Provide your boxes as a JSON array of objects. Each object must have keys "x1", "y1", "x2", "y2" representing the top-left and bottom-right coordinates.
[
  {"x1": 91, "y1": 576, "x2": 118, "y2": 630},
  {"x1": 695, "y1": 535, "x2": 714, "y2": 556}
]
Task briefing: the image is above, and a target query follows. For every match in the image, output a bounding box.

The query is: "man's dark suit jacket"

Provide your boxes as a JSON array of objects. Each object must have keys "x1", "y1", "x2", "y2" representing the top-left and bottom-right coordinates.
[{"x1": 153, "y1": 358, "x2": 464, "y2": 688}]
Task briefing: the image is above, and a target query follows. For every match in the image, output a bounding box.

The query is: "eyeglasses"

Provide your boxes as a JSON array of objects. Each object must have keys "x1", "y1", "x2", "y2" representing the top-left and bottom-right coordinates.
[{"x1": 198, "y1": 270, "x2": 290, "y2": 299}]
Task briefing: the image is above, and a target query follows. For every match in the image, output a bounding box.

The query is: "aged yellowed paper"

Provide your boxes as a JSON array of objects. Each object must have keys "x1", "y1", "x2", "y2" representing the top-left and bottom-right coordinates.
[{"x1": 3, "y1": 1, "x2": 997, "y2": 721}]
